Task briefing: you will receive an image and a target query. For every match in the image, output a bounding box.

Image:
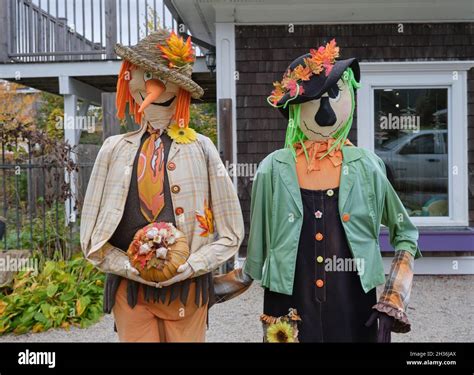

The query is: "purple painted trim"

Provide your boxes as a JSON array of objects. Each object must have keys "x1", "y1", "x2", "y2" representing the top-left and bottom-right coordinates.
[{"x1": 380, "y1": 228, "x2": 474, "y2": 252}]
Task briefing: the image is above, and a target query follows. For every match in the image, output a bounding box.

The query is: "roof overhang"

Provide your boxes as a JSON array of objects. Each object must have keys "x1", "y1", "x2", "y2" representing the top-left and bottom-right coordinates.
[
  {"x1": 170, "y1": 0, "x2": 474, "y2": 45},
  {"x1": 0, "y1": 58, "x2": 215, "y2": 102}
]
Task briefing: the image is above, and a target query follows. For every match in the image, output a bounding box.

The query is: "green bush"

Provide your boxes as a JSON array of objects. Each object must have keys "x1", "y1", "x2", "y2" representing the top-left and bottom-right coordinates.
[
  {"x1": 190, "y1": 103, "x2": 217, "y2": 145},
  {"x1": 0, "y1": 253, "x2": 104, "y2": 335}
]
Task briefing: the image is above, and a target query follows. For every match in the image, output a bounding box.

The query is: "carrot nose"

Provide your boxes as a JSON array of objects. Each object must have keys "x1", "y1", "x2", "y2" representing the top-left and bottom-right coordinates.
[{"x1": 138, "y1": 79, "x2": 166, "y2": 113}]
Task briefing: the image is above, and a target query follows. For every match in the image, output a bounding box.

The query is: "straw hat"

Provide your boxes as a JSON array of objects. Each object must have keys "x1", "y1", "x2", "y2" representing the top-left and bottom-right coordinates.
[{"x1": 115, "y1": 29, "x2": 204, "y2": 99}]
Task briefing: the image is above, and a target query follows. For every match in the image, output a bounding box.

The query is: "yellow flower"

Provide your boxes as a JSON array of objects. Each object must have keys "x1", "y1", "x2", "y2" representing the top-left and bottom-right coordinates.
[
  {"x1": 266, "y1": 321, "x2": 295, "y2": 343},
  {"x1": 167, "y1": 123, "x2": 197, "y2": 144}
]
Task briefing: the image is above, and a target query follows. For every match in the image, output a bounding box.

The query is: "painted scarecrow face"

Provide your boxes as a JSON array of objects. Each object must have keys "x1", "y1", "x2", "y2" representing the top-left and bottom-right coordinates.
[
  {"x1": 299, "y1": 78, "x2": 353, "y2": 141},
  {"x1": 128, "y1": 67, "x2": 179, "y2": 130}
]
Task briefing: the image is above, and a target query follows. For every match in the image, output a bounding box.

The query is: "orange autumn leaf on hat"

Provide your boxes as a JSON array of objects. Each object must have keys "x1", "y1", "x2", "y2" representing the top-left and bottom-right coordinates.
[
  {"x1": 293, "y1": 65, "x2": 312, "y2": 81},
  {"x1": 305, "y1": 39, "x2": 340, "y2": 76},
  {"x1": 270, "y1": 81, "x2": 285, "y2": 105},
  {"x1": 196, "y1": 200, "x2": 214, "y2": 237},
  {"x1": 268, "y1": 39, "x2": 339, "y2": 105},
  {"x1": 158, "y1": 31, "x2": 195, "y2": 68}
]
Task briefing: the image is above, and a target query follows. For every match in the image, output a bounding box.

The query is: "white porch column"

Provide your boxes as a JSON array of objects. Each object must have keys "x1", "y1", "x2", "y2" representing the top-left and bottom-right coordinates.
[
  {"x1": 63, "y1": 94, "x2": 80, "y2": 225},
  {"x1": 60, "y1": 76, "x2": 101, "y2": 225},
  {"x1": 215, "y1": 6, "x2": 237, "y2": 186},
  {"x1": 215, "y1": 7, "x2": 238, "y2": 270}
]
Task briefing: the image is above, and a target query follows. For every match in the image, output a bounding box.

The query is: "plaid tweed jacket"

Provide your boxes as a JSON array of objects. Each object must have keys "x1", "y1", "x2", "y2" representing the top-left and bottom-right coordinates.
[{"x1": 80, "y1": 125, "x2": 244, "y2": 286}]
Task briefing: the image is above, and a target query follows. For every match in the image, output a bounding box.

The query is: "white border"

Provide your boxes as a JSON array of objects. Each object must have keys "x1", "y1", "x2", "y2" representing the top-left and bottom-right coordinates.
[{"x1": 357, "y1": 61, "x2": 473, "y2": 227}]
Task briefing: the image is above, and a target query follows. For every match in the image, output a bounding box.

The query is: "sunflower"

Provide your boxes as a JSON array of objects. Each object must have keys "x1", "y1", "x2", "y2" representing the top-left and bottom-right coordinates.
[
  {"x1": 167, "y1": 123, "x2": 197, "y2": 144},
  {"x1": 266, "y1": 321, "x2": 295, "y2": 343}
]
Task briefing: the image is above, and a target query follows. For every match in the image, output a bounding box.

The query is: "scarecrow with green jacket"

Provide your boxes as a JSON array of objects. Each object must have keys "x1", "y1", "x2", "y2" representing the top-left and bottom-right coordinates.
[{"x1": 244, "y1": 40, "x2": 421, "y2": 343}]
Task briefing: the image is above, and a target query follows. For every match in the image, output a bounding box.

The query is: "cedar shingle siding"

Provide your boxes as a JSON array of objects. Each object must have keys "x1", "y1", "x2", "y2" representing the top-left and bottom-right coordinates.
[{"x1": 235, "y1": 23, "x2": 474, "y2": 255}]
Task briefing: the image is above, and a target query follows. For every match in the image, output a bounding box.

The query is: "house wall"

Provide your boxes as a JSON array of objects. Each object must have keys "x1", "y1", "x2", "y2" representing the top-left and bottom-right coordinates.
[{"x1": 235, "y1": 23, "x2": 474, "y2": 255}]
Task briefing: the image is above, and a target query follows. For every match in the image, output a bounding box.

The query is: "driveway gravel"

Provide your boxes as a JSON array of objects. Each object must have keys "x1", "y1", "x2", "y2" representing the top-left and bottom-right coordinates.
[{"x1": 0, "y1": 275, "x2": 472, "y2": 342}]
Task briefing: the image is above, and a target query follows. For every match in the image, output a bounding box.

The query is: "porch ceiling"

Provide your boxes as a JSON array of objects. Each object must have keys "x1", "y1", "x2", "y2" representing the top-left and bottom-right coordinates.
[
  {"x1": 171, "y1": 0, "x2": 474, "y2": 44},
  {"x1": 0, "y1": 59, "x2": 216, "y2": 103},
  {"x1": 5, "y1": 74, "x2": 215, "y2": 103}
]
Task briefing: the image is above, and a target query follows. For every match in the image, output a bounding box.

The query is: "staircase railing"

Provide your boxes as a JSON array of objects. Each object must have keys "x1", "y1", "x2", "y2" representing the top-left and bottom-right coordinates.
[{"x1": 1, "y1": 0, "x2": 186, "y2": 63}]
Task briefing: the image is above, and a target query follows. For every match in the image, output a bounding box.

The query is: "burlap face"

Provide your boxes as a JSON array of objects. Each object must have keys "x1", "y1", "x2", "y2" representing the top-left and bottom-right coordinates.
[
  {"x1": 299, "y1": 78, "x2": 353, "y2": 141},
  {"x1": 128, "y1": 67, "x2": 179, "y2": 130}
]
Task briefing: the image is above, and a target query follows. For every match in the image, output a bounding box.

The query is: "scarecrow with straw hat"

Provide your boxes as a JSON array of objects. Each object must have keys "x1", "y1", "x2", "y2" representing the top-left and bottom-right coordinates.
[
  {"x1": 80, "y1": 29, "x2": 244, "y2": 342},
  {"x1": 244, "y1": 40, "x2": 421, "y2": 343}
]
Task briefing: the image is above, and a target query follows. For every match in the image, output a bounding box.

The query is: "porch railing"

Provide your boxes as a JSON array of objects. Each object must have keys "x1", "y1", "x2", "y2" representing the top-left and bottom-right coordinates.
[{"x1": 1, "y1": 0, "x2": 190, "y2": 63}]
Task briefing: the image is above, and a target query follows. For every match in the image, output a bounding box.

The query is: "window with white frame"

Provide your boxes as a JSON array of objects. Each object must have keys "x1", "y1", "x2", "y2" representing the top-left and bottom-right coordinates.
[{"x1": 357, "y1": 62, "x2": 471, "y2": 226}]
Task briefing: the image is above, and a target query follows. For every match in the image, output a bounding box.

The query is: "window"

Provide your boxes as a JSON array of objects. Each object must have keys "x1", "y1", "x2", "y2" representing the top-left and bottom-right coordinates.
[
  {"x1": 374, "y1": 88, "x2": 448, "y2": 217},
  {"x1": 357, "y1": 62, "x2": 470, "y2": 226}
]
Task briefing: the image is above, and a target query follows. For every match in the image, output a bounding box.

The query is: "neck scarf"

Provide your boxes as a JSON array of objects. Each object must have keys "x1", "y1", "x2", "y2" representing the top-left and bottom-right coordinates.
[
  {"x1": 137, "y1": 124, "x2": 165, "y2": 222},
  {"x1": 295, "y1": 138, "x2": 353, "y2": 173}
]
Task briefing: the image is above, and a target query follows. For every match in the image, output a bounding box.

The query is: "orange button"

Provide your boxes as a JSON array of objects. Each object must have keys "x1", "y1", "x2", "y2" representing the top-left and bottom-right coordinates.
[
  {"x1": 171, "y1": 185, "x2": 181, "y2": 194},
  {"x1": 315, "y1": 279, "x2": 324, "y2": 288},
  {"x1": 175, "y1": 207, "x2": 184, "y2": 215},
  {"x1": 342, "y1": 213, "x2": 350, "y2": 222},
  {"x1": 167, "y1": 162, "x2": 176, "y2": 171},
  {"x1": 315, "y1": 233, "x2": 324, "y2": 241}
]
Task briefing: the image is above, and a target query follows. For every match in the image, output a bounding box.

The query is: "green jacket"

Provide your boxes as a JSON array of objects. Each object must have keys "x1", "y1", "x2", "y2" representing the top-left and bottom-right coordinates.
[{"x1": 244, "y1": 145, "x2": 421, "y2": 295}]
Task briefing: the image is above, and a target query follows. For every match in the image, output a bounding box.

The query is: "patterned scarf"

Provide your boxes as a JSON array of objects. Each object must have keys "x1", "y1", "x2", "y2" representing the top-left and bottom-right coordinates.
[
  {"x1": 295, "y1": 138, "x2": 353, "y2": 173},
  {"x1": 137, "y1": 125, "x2": 165, "y2": 222}
]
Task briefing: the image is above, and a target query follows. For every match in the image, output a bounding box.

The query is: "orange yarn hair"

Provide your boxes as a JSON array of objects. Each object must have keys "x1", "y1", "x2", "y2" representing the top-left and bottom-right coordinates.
[
  {"x1": 116, "y1": 60, "x2": 192, "y2": 128},
  {"x1": 174, "y1": 88, "x2": 191, "y2": 128},
  {"x1": 116, "y1": 61, "x2": 142, "y2": 124}
]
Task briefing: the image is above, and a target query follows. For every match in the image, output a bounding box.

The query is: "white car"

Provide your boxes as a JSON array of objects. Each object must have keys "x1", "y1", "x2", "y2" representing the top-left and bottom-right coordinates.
[{"x1": 376, "y1": 129, "x2": 448, "y2": 192}]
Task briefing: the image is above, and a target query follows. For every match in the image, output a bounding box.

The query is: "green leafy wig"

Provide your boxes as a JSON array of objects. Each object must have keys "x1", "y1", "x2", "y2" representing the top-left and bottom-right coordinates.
[{"x1": 283, "y1": 67, "x2": 361, "y2": 161}]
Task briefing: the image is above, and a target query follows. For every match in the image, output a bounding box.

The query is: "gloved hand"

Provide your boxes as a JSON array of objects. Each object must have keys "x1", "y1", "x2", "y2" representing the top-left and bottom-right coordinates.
[
  {"x1": 365, "y1": 310, "x2": 395, "y2": 343},
  {"x1": 213, "y1": 268, "x2": 253, "y2": 303},
  {"x1": 123, "y1": 259, "x2": 161, "y2": 288},
  {"x1": 157, "y1": 262, "x2": 194, "y2": 287},
  {"x1": 124, "y1": 259, "x2": 140, "y2": 277}
]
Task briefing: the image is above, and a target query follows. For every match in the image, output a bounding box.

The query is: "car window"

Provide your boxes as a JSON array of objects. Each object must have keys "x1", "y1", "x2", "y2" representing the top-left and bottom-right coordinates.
[
  {"x1": 399, "y1": 134, "x2": 435, "y2": 154},
  {"x1": 380, "y1": 134, "x2": 412, "y2": 150}
]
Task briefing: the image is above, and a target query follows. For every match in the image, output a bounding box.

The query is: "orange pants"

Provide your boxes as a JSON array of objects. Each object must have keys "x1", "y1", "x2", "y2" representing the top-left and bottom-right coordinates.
[{"x1": 112, "y1": 279, "x2": 208, "y2": 342}]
